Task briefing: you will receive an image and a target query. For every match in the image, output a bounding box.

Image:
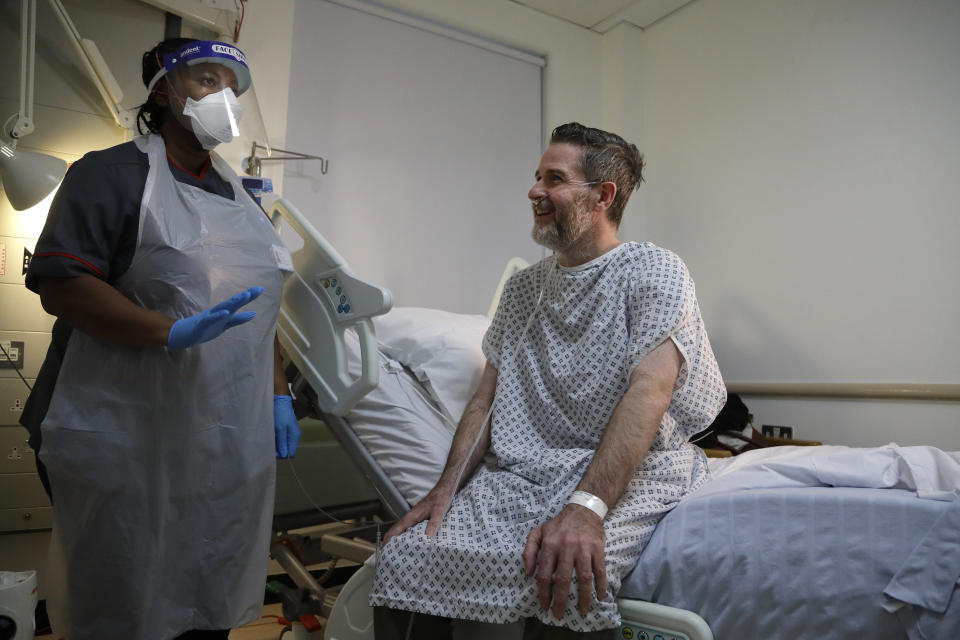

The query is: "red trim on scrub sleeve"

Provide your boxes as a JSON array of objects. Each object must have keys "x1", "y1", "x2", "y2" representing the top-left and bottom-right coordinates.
[{"x1": 32, "y1": 252, "x2": 106, "y2": 278}]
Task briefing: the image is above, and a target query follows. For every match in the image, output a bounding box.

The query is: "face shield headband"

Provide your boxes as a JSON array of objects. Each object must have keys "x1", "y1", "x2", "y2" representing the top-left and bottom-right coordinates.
[{"x1": 146, "y1": 41, "x2": 251, "y2": 96}]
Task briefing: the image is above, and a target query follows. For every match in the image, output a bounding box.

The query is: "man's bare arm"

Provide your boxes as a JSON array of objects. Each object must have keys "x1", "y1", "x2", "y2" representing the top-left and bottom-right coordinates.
[
  {"x1": 577, "y1": 338, "x2": 681, "y2": 506},
  {"x1": 383, "y1": 361, "x2": 499, "y2": 542},
  {"x1": 523, "y1": 339, "x2": 682, "y2": 617}
]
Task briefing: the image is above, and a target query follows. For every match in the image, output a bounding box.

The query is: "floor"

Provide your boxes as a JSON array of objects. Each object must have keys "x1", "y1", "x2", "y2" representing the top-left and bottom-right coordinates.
[
  {"x1": 31, "y1": 522, "x2": 363, "y2": 639},
  {"x1": 35, "y1": 602, "x2": 325, "y2": 639},
  {"x1": 227, "y1": 604, "x2": 304, "y2": 640}
]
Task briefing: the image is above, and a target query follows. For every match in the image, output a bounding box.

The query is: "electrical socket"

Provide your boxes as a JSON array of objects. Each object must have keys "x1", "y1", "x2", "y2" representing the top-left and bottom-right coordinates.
[{"x1": 762, "y1": 424, "x2": 794, "y2": 439}]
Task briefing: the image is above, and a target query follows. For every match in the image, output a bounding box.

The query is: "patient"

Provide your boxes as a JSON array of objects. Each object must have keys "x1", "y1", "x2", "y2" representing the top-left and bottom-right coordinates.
[{"x1": 370, "y1": 123, "x2": 726, "y2": 639}]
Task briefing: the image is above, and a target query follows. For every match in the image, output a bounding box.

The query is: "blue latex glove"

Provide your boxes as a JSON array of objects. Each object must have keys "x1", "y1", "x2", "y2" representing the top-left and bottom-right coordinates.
[
  {"x1": 274, "y1": 394, "x2": 300, "y2": 458},
  {"x1": 167, "y1": 286, "x2": 264, "y2": 350}
]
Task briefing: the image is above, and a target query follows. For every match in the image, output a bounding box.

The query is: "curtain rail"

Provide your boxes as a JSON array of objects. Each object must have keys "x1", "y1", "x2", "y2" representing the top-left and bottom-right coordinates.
[{"x1": 726, "y1": 382, "x2": 960, "y2": 401}]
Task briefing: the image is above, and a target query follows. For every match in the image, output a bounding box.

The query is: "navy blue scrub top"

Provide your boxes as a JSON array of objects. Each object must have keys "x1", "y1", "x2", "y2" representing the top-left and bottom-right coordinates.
[{"x1": 20, "y1": 140, "x2": 240, "y2": 450}]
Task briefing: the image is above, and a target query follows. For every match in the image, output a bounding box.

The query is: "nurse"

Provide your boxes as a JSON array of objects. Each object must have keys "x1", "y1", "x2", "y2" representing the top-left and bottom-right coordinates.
[{"x1": 20, "y1": 38, "x2": 299, "y2": 640}]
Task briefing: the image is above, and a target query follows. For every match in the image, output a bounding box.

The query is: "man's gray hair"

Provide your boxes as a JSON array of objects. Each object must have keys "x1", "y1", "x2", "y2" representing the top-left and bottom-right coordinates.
[{"x1": 550, "y1": 122, "x2": 645, "y2": 227}]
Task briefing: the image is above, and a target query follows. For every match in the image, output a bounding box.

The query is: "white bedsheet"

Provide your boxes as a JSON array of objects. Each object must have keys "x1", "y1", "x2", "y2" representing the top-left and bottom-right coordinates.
[
  {"x1": 705, "y1": 443, "x2": 960, "y2": 500},
  {"x1": 342, "y1": 308, "x2": 489, "y2": 506},
  {"x1": 373, "y1": 307, "x2": 490, "y2": 426},
  {"x1": 623, "y1": 446, "x2": 960, "y2": 640},
  {"x1": 344, "y1": 330, "x2": 452, "y2": 505},
  {"x1": 883, "y1": 492, "x2": 960, "y2": 640}
]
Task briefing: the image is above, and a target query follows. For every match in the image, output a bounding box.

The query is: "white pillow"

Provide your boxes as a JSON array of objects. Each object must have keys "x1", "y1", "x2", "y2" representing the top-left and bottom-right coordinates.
[
  {"x1": 343, "y1": 330, "x2": 452, "y2": 505},
  {"x1": 373, "y1": 307, "x2": 491, "y2": 425}
]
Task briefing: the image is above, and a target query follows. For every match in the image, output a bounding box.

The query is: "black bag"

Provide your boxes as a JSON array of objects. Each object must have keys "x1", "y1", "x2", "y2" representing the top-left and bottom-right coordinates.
[{"x1": 690, "y1": 393, "x2": 772, "y2": 454}]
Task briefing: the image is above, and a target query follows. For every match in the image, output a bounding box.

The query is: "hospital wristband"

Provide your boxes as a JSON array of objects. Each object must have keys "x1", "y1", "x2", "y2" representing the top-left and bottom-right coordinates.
[{"x1": 567, "y1": 490, "x2": 608, "y2": 519}]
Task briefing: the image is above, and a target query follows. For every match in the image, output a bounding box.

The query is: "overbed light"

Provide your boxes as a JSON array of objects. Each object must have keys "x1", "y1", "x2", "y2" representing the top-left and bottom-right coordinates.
[
  {"x1": 0, "y1": 142, "x2": 67, "y2": 211},
  {"x1": 1, "y1": 0, "x2": 67, "y2": 212}
]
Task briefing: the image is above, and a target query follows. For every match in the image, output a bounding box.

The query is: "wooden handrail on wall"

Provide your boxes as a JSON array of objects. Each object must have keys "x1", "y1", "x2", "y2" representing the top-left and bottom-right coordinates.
[{"x1": 725, "y1": 382, "x2": 960, "y2": 402}]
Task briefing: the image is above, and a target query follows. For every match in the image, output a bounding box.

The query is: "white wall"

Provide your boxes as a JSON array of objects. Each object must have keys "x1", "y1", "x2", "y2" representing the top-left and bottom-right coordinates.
[
  {"x1": 279, "y1": 0, "x2": 545, "y2": 314},
  {"x1": 601, "y1": 22, "x2": 648, "y2": 238},
  {"x1": 231, "y1": 0, "x2": 606, "y2": 181},
  {"x1": 368, "y1": 0, "x2": 604, "y2": 132},
  {"x1": 617, "y1": 0, "x2": 960, "y2": 448}
]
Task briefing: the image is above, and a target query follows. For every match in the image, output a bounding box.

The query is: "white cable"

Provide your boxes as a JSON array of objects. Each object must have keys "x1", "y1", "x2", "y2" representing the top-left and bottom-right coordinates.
[
  {"x1": 433, "y1": 270, "x2": 548, "y2": 527},
  {"x1": 403, "y1": 610, "x2": 416, "y2": 640},
  {"x1": 286, "y1": 458, "x2": 349, "y2": 526},
  {"x1": 438, "y1": 399, "x2": 495, "y2": 523},
  {"x1": 382, "y1": 265, "x2": 554, "y2": 612}
]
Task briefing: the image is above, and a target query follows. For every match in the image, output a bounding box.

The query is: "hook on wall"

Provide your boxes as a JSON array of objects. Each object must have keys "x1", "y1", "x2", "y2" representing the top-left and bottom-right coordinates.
[{"x1": 245, "y1": 142, "x2": 329, "y2": 177}]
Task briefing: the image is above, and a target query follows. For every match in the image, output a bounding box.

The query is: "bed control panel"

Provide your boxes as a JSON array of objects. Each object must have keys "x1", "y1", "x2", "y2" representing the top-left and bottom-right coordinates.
[
  {"x1": 619, "y1": 624, "x2": 689, "y2": 640},
  {"x1": 320, "y1": 276, "x2": 352, "y2": 316}
]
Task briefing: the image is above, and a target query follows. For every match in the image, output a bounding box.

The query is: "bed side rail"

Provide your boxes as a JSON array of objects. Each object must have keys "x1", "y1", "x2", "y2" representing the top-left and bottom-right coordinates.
[
  {"x1": 319, "y1": 413, "x2": 410, "y2": 521},
  {"x1": 488, "y1": 256, "x2": 530, "y2": 318},
  {"x1": 617, "y1": 599, "x2": 714, "y2": 640},
  {"x1": 270, "y1": 197, "x2": 393, "y2": 416}
]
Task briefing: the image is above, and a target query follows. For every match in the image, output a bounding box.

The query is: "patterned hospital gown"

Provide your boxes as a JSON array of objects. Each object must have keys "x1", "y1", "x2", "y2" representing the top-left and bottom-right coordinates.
[{"x1": 370, "y1": 242, "x2": 726, "y2": 631}]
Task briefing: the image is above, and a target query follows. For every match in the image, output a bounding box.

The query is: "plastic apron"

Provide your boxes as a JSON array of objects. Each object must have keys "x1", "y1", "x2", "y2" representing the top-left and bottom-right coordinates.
[{"x1": 39, "y1": 134, "x2": 289, "y2": 640}]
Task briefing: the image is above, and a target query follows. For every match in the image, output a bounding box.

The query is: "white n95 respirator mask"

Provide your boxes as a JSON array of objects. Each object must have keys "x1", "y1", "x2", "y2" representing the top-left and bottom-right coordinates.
[{"x1": 181, "y1": 88, "x2": 245, "y2": 150}]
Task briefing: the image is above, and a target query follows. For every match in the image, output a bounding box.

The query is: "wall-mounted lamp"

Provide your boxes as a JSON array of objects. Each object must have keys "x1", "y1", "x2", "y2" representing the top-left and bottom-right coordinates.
[
  {"x1": 0, "y1": 0, "x2": 67, "y2": 211},
  {"x1": 0, "y1": 143, "x2": 67, "y2": 212},
  {"x1": 2, "y1": 0, "x2": 143, "y2": 212}
]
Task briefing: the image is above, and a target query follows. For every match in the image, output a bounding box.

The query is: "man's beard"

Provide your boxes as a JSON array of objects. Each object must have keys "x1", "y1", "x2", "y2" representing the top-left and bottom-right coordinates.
[{"x1": 531, "y1": 192, "x2": 593, "y2": 253}]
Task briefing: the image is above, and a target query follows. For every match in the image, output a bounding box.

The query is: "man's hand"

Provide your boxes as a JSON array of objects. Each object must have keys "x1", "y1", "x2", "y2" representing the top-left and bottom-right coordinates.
[
  {"x1": 520, "y1": 339, "x2": 679, "y2": 617},
  {"x1": 523, "y1": 504, "x2": 607, "y2": 618},
  {"x1": 383, "y1": 363, "x2": 499, "y2": 546},
  {"x1": 382, "y1": 484, "x2": 456, "y2": 545}
]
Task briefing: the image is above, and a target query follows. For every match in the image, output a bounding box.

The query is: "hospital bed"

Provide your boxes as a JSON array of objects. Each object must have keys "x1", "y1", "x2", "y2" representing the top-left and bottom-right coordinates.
[{"x1": 267, "y1": 198, "x2": 960, "y2": 640}]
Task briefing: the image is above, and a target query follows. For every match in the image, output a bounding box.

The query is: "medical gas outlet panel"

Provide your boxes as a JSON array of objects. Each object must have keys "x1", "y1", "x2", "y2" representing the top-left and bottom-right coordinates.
[{"x1": 0, "y1": 234, "x2": 54, "y2": 534}]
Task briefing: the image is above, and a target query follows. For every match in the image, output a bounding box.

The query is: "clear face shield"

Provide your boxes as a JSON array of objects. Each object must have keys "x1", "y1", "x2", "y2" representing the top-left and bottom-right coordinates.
[{"x1": 147, "y1": 41, "x2": 269, "y2": 154}]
